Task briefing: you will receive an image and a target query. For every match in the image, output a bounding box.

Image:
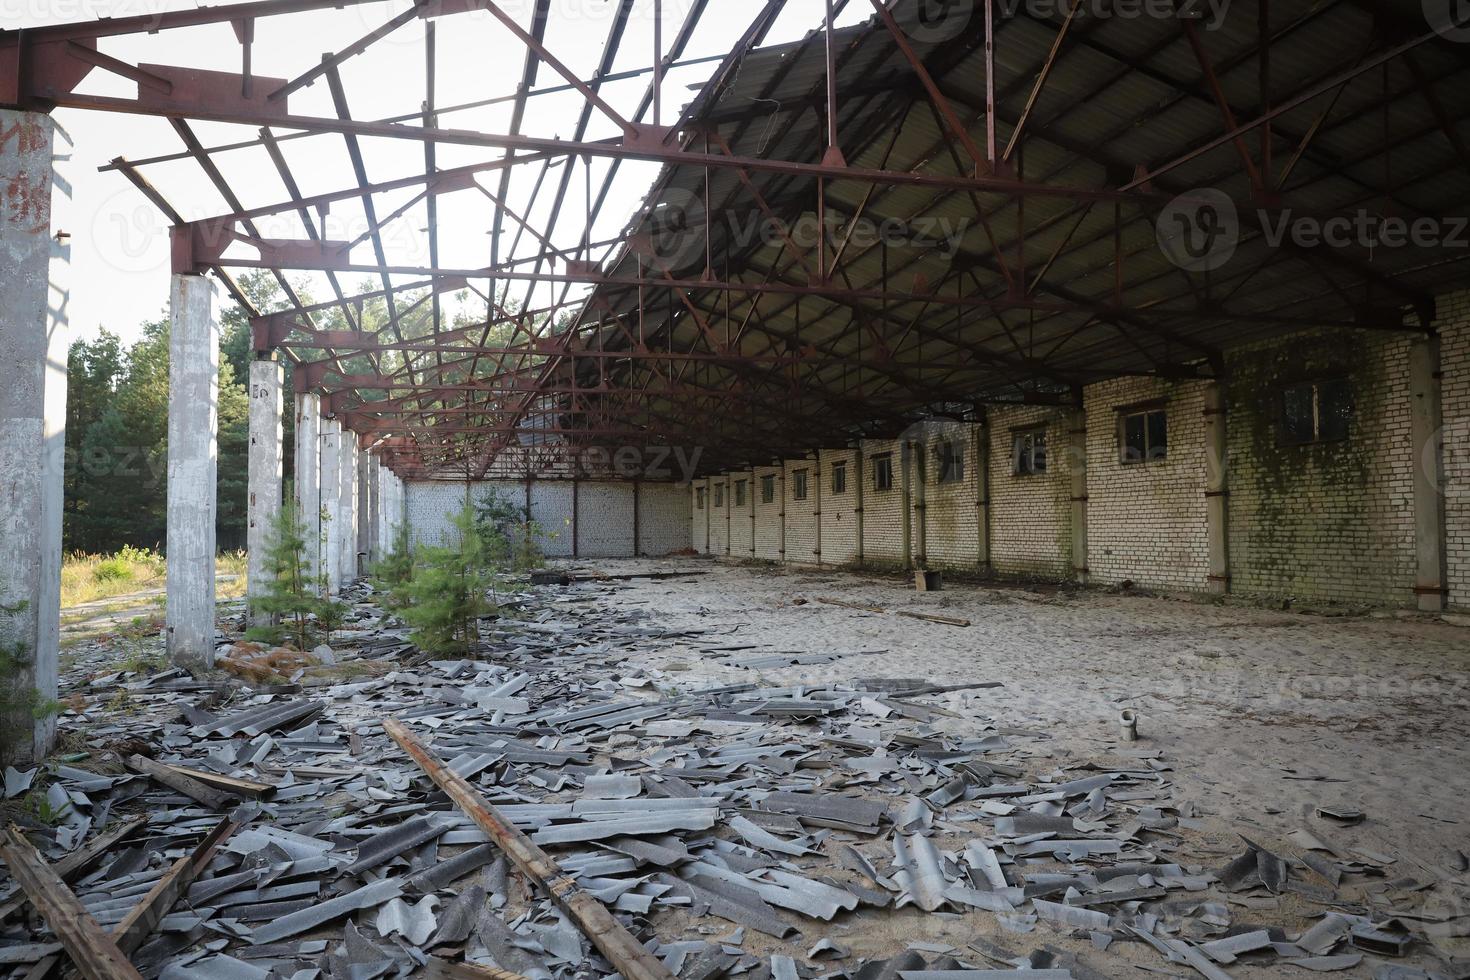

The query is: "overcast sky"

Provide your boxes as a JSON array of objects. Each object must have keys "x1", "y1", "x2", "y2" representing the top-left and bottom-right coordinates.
[{"x1": 27, "y1": 0, "x2": 872, "y2": 345}]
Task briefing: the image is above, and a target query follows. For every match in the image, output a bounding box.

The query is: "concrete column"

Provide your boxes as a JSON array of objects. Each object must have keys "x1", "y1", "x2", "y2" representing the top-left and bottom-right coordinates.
[
  {"x1": 911, "y1": 441, "x2": 928, "y2": 568},
  {"x1": 854, "y1": 448, "x2": 865, "y2": 566},
  {"x1": 356, "y1": 445, "x2": 375, "y2": 568},
  {"x1": 900, "y1": 442, "x2": 914, "y2": 570},
  {"x1": 320, "y1": 418, "x2": 343, "y2": 593},
  {"x1": 1203, "y1": 382, "x2": 1231, "y2": 595},
  {"x1": 246, "y1": 357, "x2": 284, "y2": 629},
  {"x1": 294, "y1": 392, "x2": 322, "y2": 594},
  {"x1": 0, "y1": 109, "x2": 70, "y2": 763},
  {"x1": 165, "y1": 273, "x2": 220, "y2": 670},
  {"x1": 813, "y1": 457, "x2": 823, "y2": 565},
  {"x1": 974, "y1": 419, "x2": 991, "y2": 570},
  {"x1": 1067, "y1": 407, "x2": 1089, "y2": 585},
  {"x1": 1410, "y1": 336, "x2": 1447, "y2": 612},
  {"x1": 337, "y1": 430, "x2": 359, "y2": 584},
  {"x1": 375, "y1": 464, "x2": 389, "y2": 558},
  {"x1": 777, "y1": 469, "x2": 787, "y2": 562}
]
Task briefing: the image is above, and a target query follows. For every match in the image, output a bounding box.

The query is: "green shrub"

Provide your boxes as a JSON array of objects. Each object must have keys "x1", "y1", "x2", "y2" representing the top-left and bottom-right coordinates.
[
  {"x1": 399, "y1": 505, "x2": 493, "y2": 655},
  {"x1": 92, "y1": 557, "x2": 134, "y2": 582}
]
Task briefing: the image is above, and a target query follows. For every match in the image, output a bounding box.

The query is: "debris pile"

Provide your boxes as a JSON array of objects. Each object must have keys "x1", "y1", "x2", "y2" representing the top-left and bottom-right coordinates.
[{"x1": 1, "y1": 573, "x2": 1466, "y2": 979}]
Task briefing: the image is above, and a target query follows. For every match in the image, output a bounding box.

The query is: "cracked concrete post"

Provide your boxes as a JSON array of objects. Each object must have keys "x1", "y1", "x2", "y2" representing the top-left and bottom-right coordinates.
[
  {"x1": 320, "y1": 417, "x2": 343, "y2": 594},
  {"x1": 247, "y1": 357, "x2": 283, "y2": 629},
  {"x1": 166, "y1": 273, "x2": 220, "y2": 670},
  {"x1": 294, "y1": 392, "x2": 322, "y2": 595},
  {"x1": 0, "y1": 109, "x2": 70, "y2": 763},
  {"x1": 337, "y1": 429, "x2": 359, "y2": 585}
]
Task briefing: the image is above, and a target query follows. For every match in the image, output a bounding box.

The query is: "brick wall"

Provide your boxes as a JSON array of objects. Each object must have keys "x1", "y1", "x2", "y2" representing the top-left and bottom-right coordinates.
[
  {"x1": 529, "y1": 482, "x2": 575, "y2": 558},
  {"x1": 988, "y1": 405, "x2": 1074, "y2": 578},
  {"x1": 729, "y1": 469, "x2": 755, "y2": 557},
  {"x1": 820, "y1": 449, "x2": 860, "y2": 565},
  {"x1": 784, "y1": 456, "x2": 820, "y2": 564},
  {"x1": 691, "y1": 479, "x2": 709, "y2": 554},
  {"x1": 708, "y1": 475, "x2": 730, "y2": 556},
  {"x1": 1226, "y1": 329, "x2": 1416, "y2": 605},
  {"x1": 1441, "y1": 290, "x2": 1470, "y2": 610},
  {"x1": 1085, "y1": 377, "x2": 1211, "y2": 590},
  {"x1": 915, "y1": 419, "x2": 983, "y2": 570},
  {"x1": 638, "y1": 483, "x2": 692, "y2": 555},
  {"x1": 753, "y1": 466, "x2": 783, "y2": 561},
  {"x1": 860, "y1": 438, "x2": 907, "y2": 565}
]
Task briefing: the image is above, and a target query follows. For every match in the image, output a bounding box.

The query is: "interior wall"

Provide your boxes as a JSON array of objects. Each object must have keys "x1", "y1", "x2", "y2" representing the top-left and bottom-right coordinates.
[{"x1": 406, "y1": 480, "x2": 691, "y2": 559}]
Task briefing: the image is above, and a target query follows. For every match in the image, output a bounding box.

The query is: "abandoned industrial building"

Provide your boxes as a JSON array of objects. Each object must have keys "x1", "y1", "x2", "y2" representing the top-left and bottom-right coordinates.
[{"x1": 3, "y1": 0, "x2": 1470, "y2": 976}]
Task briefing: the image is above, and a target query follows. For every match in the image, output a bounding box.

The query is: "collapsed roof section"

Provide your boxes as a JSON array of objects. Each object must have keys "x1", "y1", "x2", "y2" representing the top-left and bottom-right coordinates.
[{"x1": 4, "y1": 0, "x2": 1467, "y2": 479}]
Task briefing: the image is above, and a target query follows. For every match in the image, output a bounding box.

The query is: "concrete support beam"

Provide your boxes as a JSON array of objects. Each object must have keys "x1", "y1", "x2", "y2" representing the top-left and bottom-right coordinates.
[
  {"x1": 357, "y1": 446, "x2": 375, "y2": 569},
  {"x1": 337, "y1": 430, "x2": 359, "y2": 584},
  {"x1": 911, "y1": 441, "x2": 928, "y2": 568},
  {"x1": 320, "y1": 418, "x2": 343, "y2": 593},
  {"x1": 900, "y1": 442, "x2": 914, "y2": 570},
  {"x1": 246, "y1": 357, "x2": 283, "y2": 629},
  {"x1": 1410, "y1": 336, "x2": 1448, "y2": 612},
  {"x1": 854, "y1": 449, "x2": 865, "y2": 566},
  {"x1": 165, "y1": 274, "x2": 220, "y2": 670},
  {"x1": 1068, "y1": 408, "x2": 1088, "y2": 584},
  {"x1": 294, "y1": 393, "x2": 322, "y2": 594},
  {"x1": 0, "y1": 109, "x2": 70, "y2": 763},
  {"x1": 1203, "y1": 382, "x2": 1230, "y2": 594},
  {"x1": 813, "y1": 458, "x2": 823, "y2": 565}
]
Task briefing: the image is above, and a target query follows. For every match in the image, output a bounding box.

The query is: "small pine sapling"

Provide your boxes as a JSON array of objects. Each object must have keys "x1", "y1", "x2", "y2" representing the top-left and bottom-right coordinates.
[
  {"x1": 244, "y1": 501, "x2": 319, "y2": 650},
  {"x1": 400, "y1": 505, "x2": 494, "y2": 655}
]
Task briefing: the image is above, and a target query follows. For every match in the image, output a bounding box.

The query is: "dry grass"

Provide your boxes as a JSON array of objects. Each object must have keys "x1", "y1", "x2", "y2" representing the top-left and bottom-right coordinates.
[{"x1": 61, "y1": 548, "x2": 250, "y2": 608}]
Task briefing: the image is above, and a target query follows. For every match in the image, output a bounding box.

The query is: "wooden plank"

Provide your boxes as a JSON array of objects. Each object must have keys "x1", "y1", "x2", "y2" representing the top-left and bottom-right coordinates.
[
  {"x1": 0, "y1": 816, "x2": 148, "y2": 922},
  {"x1": 816, "y1": 596, "x2": 971, "y2": 627},
  {"x1": 111, "y1": 816, "x2": 242, "y2": 956},
  {"x1": 383, "y1": 719, "x2": 676, "y2": 980},
  {"x1": 124, "y1": 755, "x2": 235, "y2": 809},
  {"x1": 0, "y1": 826, "x2": 144, "y2": 980},
  {"x1": 161, "y1": 764, "x2": 275, "y2": 799},
  {"x1": 422, "y1": 959, "x2": 530, "y2": 980}
]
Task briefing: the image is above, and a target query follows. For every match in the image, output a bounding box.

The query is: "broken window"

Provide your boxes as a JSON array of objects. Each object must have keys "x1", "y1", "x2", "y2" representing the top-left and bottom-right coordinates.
[
  {"x1": 935, "y1": 440, "x2": 965, "y2": 484},
  {"x1": 831, "y1": 461, "x2": 847, "y2": 495},
  {"x1": 1120, "y1": 409, "x2": 1168, "y2": 464},
  {"x1": 760, "y1": 474, "x2": 775, "y2": 504},
  {"x1": 1281, "y1": 379, "x2": 1352, "y2": 445},
  {"x1": 734, "y1": 480, "x2": 747, "y2": 506},
  {"x1": 713, "y1": 483, "x2": 724, "y2": 508},
  {"x1": 792, "y1": 469, "x2": 809, "y2": 501},
  {"x1": 696, "y1": 487, "x2": 705, "y2": 509},
  {"x1": 873, "y1": 454, "x2": 894, "y2": 492},
  {"x1": 1012, "y1": 428, "x2": 1047, "y2": 475}
]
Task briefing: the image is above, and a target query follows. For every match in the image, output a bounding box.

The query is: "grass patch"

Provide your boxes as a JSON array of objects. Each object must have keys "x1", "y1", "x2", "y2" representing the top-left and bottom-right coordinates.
[
  {"x1": 61, "y1": 548, "x2": 250, "y2": 609},
  {"x1": 218, "y1": 551, "x2": 248, "y2": 600}
]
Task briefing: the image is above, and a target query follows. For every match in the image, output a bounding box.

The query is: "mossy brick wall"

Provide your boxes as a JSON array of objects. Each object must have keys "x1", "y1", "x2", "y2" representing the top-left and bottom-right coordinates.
[
  {"x1": 988, "y1": 405, "x2": 1074, "y2": 578},
  {"x1": 819, "y1": 449, "x2": 860, "y2": 565},
  {"x1": 783, "y1": 456, "x2": 820, "y2": 564},
  {"x1": 1440, "y1": 290, "x2": 1470, "y2": 610},
  {"x1": 917, "y1": 419, "x2": 984, "y2": 569},
  {"x1": 860, "y1": 438, "x2": 907, "y2": 564},
  {"x1": 1225, "y1": 328, "x2": 1416, "y2": 605},
  {"x1": 1085, "y1": 377, "x2": 1211, "y2": 590}
]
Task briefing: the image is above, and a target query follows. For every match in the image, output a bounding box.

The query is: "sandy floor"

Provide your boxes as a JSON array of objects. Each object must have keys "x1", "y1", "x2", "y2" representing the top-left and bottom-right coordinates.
[{"x1": 570, "y1": 556, "x2": 1470, "y2": 974}]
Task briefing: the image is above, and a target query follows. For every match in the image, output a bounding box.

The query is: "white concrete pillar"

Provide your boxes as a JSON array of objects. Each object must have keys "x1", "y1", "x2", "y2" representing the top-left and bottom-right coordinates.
[
  {"x1": 1203, "y1": 382, "x2": 1230, "y2": 595},
  {"x1": 165, "y1": 273, "x2": 220, "y2": 670},
  {"x1": 320, "y1": 417, "x2": 343, "y2": 593},
  {"x1": 337, "y1": 429, "x2": 359, "y2": 584},
  {"x1": 376, "y1": 464, "x2": 392, "y2": 557},
  {"x1": 294, "y1": 392, "x2": 322, "y2": 594},
  {"x1": 246, "y1": 357, "x2": 284, "y2": 629},
  {"x1": 0, "y1": 109, "x2": 70, "y2": 763},
  {"x1": 358, "y1": 449, "x2": 378, "y2": 566}
]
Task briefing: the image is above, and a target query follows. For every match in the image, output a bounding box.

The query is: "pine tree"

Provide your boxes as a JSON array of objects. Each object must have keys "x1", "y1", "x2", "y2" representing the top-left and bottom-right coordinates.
[
  {"x1": 371, "y1": 521, "x2": 415, "y2": 610},
  {"x1": 245, "y1": 501, "x2": 321, "y2": 650},
  {"x1": 399, "y1": 505, "x2": 493, "y2": 655}
]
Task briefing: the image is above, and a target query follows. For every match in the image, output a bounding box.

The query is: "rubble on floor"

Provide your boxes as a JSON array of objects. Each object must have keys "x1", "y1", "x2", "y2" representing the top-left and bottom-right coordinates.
[{"x1": 2, "y1": 573, "x2": 1467, "y2": 980}]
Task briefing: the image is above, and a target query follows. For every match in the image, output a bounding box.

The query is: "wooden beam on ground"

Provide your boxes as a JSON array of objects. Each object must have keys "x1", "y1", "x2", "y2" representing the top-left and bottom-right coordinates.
[
  {"x1": 112, "y1": 816, "x2": 243, "y2": 956},
  {"x1": 383, "y1": 719, "x2": 677, "y2": 980},
  {"x1": 0, "y1": 816, "x2": 148, "y2": 923},
  {"x1": 423, "y1": 959, "x2": 531, "y2": 980},
  {"x1": 814, "y1": 596, "x2": 971, "y2": 627},
  {"x1": 161, "y1": 764, "x2": 276, "y2": 800},
  {"x1": 0, "y1": 826, "x2": 145, "y2": 980},
  {"x1": 124, "y1": 755, "x2": 236, "y2": 810}
]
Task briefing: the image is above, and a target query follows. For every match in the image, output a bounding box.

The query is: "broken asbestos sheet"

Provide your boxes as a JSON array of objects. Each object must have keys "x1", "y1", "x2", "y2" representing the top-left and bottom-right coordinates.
[{"x1": 4, "y1": 569, "x2": 1464, "y2": 980}]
